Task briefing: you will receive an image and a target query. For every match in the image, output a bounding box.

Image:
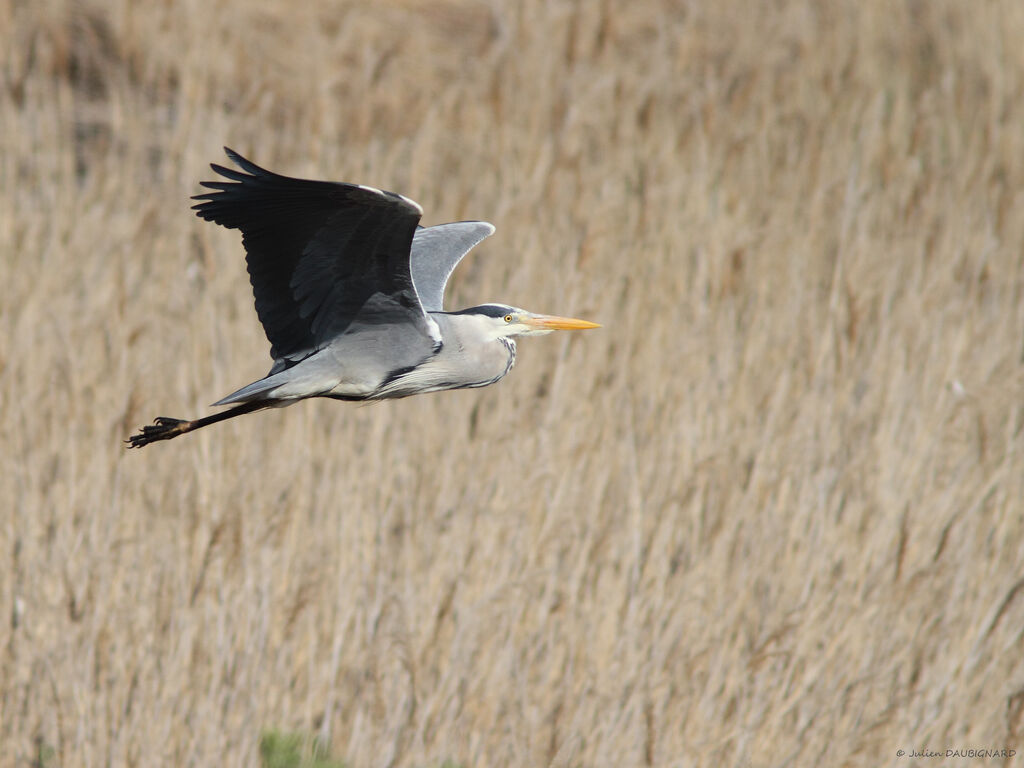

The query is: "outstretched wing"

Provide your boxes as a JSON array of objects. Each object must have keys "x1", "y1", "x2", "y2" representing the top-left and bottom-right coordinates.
[
  {"x1": 410, "y1": 221, "x2": 496, "y2": 311},
  {"x1": 192, "y1": 148, "x2": 437, "y2": 364}
]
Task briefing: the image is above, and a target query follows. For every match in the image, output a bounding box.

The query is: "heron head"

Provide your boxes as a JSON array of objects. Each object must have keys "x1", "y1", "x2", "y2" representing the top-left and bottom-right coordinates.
[{"x1": 472, "y1": 304, "x2": 601, "y2": 338}]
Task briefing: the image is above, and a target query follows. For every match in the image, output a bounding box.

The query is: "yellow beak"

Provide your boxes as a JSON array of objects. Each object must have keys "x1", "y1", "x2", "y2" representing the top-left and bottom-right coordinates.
[{"x1": 523, "y1": 314, "x2": 602, "y2": 330}]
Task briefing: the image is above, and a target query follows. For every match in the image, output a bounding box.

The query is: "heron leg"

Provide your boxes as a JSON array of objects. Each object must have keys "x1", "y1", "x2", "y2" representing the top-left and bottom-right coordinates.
[{"x1": 125, "y1": 400, "x2": 272, "y2": 448}]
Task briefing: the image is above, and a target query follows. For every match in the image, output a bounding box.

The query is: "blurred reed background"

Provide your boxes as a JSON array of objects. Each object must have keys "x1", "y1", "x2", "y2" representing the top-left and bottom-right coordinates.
[{"x1": 2, "y1": 1, "x2": 1023, "y2": 765}]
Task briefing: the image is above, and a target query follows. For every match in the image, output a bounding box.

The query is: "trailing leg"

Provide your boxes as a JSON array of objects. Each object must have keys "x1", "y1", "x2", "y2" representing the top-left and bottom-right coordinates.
[{"x1": 126, "y1": 400, "x2": 273, "y2": 448}]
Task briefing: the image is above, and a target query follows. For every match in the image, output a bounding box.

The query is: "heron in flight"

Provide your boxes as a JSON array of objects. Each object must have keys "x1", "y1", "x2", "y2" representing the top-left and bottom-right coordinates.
[{"x1": 127, "y1": 149, "x2": 599, "y2": 447}]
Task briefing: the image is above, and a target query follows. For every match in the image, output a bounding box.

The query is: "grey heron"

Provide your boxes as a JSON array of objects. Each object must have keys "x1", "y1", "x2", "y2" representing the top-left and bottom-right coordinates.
[{"x1": 127, "y1": 148, "x2": 599, "y2": 448}]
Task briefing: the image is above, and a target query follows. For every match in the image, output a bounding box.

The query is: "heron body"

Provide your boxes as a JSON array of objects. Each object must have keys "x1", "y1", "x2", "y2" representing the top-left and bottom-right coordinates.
[
  {"x1": 215, "y1": 305, "x2": 519, "y2": 404},
  {"x1": 127, "y1": 149, "x2": 598, "y2": 447}
]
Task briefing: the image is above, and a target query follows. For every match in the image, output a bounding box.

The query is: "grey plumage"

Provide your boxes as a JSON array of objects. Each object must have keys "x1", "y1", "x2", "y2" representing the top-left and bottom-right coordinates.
[
  {"x1": 410, "y1": 221, "x2": 495, "y2": 311},
  {"x1": 127, "y1": 149, "x2": 598, "y2": 447}
]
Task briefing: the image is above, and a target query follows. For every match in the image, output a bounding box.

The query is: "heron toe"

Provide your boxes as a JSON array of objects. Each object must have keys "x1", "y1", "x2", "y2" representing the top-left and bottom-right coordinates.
[{"x1": 127, "y1": 417, "x2": 188, "y2": 448}]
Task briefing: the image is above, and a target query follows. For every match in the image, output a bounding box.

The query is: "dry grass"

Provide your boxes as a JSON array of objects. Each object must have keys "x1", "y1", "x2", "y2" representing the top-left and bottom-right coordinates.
[{"x1": 2, "y1": 0, "x2": 1024, "y2": 765}]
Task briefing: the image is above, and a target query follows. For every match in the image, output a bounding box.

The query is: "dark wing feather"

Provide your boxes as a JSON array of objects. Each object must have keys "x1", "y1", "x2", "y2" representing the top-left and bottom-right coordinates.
[{"x1": 191, "y1": 148, "x2": 432, "y2": 363}]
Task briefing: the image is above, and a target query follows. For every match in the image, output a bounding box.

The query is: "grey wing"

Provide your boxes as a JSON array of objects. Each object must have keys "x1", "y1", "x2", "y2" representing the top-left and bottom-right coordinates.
[
  {"x1": 410, "y1": 221, "x2": 496, "y2": 311},
  {"x1": 191, "y1": 148, "x2": 438, "y2": 367}
]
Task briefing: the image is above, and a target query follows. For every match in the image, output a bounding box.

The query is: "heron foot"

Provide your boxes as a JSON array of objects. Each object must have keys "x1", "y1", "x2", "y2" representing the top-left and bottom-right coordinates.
[{"x1": 125, "y1": 416, "x2": 190, "y2": 448}]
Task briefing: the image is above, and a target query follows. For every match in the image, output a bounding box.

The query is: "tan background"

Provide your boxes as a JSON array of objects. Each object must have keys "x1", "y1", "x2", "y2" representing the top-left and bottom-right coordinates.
[{"x1": 2, "y1": 1, "x2": 1024, "y2": 766}]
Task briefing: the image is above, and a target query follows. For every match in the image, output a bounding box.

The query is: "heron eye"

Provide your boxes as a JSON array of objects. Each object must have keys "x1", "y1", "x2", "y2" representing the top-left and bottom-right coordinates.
[{"x1": 504, "y1": 314, "x2": 513, "y2": 323}]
